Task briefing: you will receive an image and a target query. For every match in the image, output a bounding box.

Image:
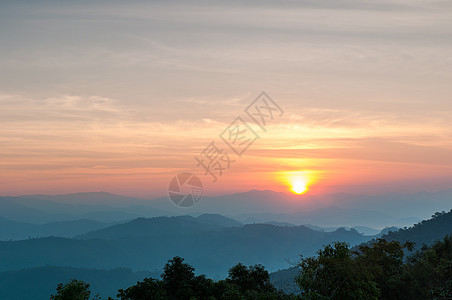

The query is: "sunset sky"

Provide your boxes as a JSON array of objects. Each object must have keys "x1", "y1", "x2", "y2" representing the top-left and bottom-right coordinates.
[{"x1": 1, "y1": 0, "x2": 451, "y2": 198}]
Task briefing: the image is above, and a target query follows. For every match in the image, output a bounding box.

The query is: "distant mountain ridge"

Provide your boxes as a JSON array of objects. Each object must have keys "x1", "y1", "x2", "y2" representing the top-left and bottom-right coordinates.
[
  {"x1": 1, "y1": 189, "x2": 450, "y2": 230},
  {"x1": 237, "y1": 206, "x2": 396, "y2": 228},
  {"x1": 148, "y1": 188, "x2": 452, "y2": 222},
  {"x1": 374, "y1": 209, "x2": 452, "y2": 248},
  {"x1": 76, "y1": 214, "x2": 240, "y2": 240},
  {"x1": 0, "y1": 217, "x2": 113, "y2": 240},
  {"x1": 0, "y1": 215, "x2": 375, "y2": 278},
  {"x1": 18, "y1": 192, "x2": 148, "y2": 207},
  {"x1": 0, "y1": 194, "x2": 171, "y2": 223}
]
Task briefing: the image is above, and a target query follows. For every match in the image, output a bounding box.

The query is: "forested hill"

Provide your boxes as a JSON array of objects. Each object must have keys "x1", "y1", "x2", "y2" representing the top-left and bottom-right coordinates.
[
  {"x1": 376, "y1": 209, "x2": 452, "y2": 248},
  {"x1": 270, "y1": 209, "x2": 452, "y2": 293}
]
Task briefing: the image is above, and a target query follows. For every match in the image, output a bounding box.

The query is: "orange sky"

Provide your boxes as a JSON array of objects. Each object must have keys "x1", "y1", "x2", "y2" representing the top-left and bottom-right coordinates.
[
  {"x1": 0, "y1": 1, "x2": 451, "y2": 198},
  {"x1": 1, "y1": 92, "x2": 451, "y2": 198}
]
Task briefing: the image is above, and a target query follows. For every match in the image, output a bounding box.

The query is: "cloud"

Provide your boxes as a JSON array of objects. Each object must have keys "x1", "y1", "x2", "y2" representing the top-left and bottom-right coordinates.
[{"x1": 0, "y1": 0, "x2": 451, "y2": 195}]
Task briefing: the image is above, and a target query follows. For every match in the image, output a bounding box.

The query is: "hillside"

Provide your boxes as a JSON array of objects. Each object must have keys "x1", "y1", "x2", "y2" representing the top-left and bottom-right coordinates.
[
  {"x1": 0, "y1": 216, "x2": 373, "y2": 278},
  {"x1": 0, "y1": 217, "x2": 112, "y2": 240},
  {"x1": 76, "y1": 214, "x2": 239, "y2": 240},
  {"x1": 270, "y1": 209, "x2": 452, "y2": 293},
  {"x1": 379, "y1": 209, "x2": 452, "y2": 248}
]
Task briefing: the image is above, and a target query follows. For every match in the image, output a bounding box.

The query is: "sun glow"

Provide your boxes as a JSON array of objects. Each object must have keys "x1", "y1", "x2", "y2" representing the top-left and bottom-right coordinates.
[
  {"x1": 277, "y1": 171, "x2": 317, "y2": 195},
  {"x1": 292, "y1": 178, "x2": 308, "y2": 194}
]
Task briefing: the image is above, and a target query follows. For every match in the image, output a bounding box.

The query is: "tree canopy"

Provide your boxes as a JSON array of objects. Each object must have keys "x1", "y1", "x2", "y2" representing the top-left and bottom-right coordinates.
[
  {"x1": 50, "y1": 234, "x2": 452, "y2": 299},
  {"x1": 50, "y1": 279, "x2": 91, "y2": 300}
]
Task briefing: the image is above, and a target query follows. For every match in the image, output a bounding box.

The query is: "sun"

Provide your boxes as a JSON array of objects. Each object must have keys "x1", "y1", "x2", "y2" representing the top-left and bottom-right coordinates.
[
  {"x1": 292, "y1": 180, "x2": 307, "y2": 194},
  {"x1": 277, "y1": 170, "x2": 316, "y2": 195},
  {"x1": 291, "y1": 178, "x2": 308, "y2": 194}
]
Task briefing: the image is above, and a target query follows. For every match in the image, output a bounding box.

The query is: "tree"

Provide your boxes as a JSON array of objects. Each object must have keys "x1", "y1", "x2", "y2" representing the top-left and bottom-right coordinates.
[
  {"x1": 161, "y1": 256, "x2": 196, "y2": 299},
  {"x1": 50, "y1": 279, "x2": 91, "y2": 300},
  {"x1": 296, "y1": 242, "x2": 379, "y2": 299},
  {"x1": 117, "y1": 257, "x2": 216, "y2": 300},
  {"x1": 356, "y1": 239, "x2": 414, "y2": 299},
  {"x1": 227, "y1": 263, "x2": 275, "y2": 294},
  {"x1": 116, "y1": 256, "x2": 292, "y2": 299},
  {"x1": 406, "y1": 235, "x2": 452, "y2": 299},
  {"x1": 225, "y1": 263, "x2": 288, "y2": 299},
  {"x1": 117, "y1": 278, "x2": 166, "y2": 300},
  {"x1": 212, "y1": 280, "x2": 244, "y2": 300},
  {"x1": 160, "y1": 256, "x2": 217, "y2": 299}
]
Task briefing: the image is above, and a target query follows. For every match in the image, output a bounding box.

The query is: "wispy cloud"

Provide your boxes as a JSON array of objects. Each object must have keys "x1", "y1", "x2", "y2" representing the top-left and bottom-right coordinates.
[{"x1": 0, "y1": 0, "x2": 451, "y2": 196}]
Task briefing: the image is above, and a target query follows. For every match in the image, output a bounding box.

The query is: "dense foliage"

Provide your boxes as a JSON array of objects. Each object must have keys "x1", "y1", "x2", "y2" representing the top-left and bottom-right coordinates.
[
  {"x1": 296, "y1": 236, "x2": 451, "y2": 300},
  {"x1": 296, "y1": 241, "x2": 380, "y2": 299},
  {"x1": 50, "y1": 279, "x2": 92, "y2": 300},
  {"x1": 117, "y1": 256, "x2": 291, "y2": 300}
]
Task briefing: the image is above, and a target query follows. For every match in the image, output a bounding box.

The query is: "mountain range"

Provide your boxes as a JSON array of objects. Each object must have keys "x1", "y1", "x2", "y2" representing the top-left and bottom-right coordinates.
[
  {"x1": 0, "y1": 209, "x2": 449, "y2": 299},
  {"x1": 0, "y1": 187, "x2": 450, "y2": 299},
  {"x1": 4, "y1": 188, "x2": 450, "y2": 228},
  {"x1": 0, "y1": 214, "x2": 378, "y2": 278}
]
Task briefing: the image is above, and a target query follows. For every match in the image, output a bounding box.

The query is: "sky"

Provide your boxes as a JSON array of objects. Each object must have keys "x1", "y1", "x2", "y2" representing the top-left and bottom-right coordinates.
[{"x1": 0, "y1": 0, "x2": 451, "y2": 198}]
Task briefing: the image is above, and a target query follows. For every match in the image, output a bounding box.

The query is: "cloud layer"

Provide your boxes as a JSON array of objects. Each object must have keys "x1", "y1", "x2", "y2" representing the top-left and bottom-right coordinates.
[{"x1": 0, "y1": 0, "x2": 451, "y2": 196}]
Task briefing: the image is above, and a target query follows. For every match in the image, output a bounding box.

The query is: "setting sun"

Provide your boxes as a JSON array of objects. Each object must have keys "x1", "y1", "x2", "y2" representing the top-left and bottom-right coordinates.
[
  {"x1": 291, "y1": 178, "x2": 308, "y2": 194},
  {"x1": 292, "y1": 180, "x2": 307, "y2": 194},
  {"x1": 285, "y1": 172, "x2": 314, "y2": 195},
  {"x1": 276, "y1": 170, "x2": 318, "y2": 195}
]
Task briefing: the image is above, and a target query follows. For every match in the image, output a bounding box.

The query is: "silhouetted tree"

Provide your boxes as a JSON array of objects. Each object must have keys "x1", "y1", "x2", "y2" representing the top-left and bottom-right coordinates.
[
  {"x1": 224, "y1": 262, "x2": 289, "y2": 299},
  {"x1": 356, "y1": 239, "x2": 414, "y2": 299},
  {"x1": 406, "y1": 235, "x2": 452, "y2": 299},
  {"x1": 117, "y1": 278, "x2": 166, "y2": 300},
  {"x1": 296, "y1": 241, "x2": 379, "y2": 299},
  {"x1": 50, "y1": 279, "x2": 91, "y2": 300},
  {"x1": 116, "y1": 256, "x2": 292, "y2": 299},
  {"x1": 227, "y1": 263, "x2": 275, "y2": 294},
  {"x1": 161, "y1": 256, "x2": 197, "y2": 299}
]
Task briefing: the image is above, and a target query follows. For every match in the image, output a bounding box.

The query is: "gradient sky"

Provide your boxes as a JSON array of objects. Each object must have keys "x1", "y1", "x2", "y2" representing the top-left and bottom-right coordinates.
[{"x1": 1, "y1": 0, "x2": 451, "y2": 198}]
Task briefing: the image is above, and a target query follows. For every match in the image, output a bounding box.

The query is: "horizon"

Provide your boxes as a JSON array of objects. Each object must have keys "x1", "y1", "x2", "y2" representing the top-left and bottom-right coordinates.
[
  {"x1": 3, "y1": 187, "x2": 451, "y2": 223},
  {"x1": 6, "y1": 186, "x2": 452, "y2": 200}
]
